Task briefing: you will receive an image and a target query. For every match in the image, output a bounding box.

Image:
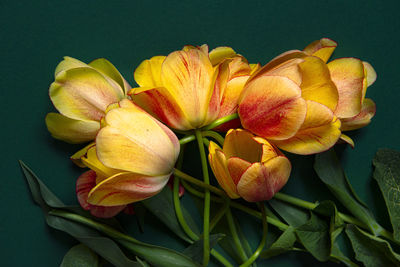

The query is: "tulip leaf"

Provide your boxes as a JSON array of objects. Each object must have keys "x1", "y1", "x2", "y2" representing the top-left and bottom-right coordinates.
[
  {"x1": 268, "y1": 199, "x2": 309, "y2": 227},
  {"x1": 345, "y1": 225, "x2": 400, "y2": 267},
  {"x1": 372, "y1": 148, "x2": 400, "y2": 241},
  {"x1": 330, "y1": 244, "x2": 359, "y2": 267},
  {"x1": 183, "y1": 233, "x2": 225, "y2": 263},
  {"x1": 260, "y1": 226, "x2": 297, "y2": 258},
  {"x1": 60, "y1": 244, "x2": 100, "y2": 267},
  {"x1": 142, "y1": 187, "x2": 199, "y2": 243},
  {"x1": 314, "y1": 149, "x2": 383, "y2": 235},
  {"x1": 20, "y1": 161, "x2": 200, "y2": 267}
]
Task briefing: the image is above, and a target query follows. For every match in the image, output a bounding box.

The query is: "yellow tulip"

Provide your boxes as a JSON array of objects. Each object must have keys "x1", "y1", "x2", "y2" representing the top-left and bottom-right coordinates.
[
  {"x1": 77, "y1": 99, "x2": 180, "y2": 207},
  {"x1": 208, "y1": 129, "x2": 291, "y2": 202},
  {"x1": 45, "y1": 56, "x2": 130, "y2": 143}
]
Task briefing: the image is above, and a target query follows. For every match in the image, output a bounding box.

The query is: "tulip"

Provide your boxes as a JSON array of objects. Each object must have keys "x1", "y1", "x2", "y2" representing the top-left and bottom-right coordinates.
[
  {"x1": 130, "y1": 45, "x2": 257, "y2": 131},
  {"x1": 77, "y1": 99, "x2": 180, "y2": 207},
  {"x1": 208, "y1": 129, "x2": 291, "y2": 202},
  {"x1": 238, "y1": 48, "x2": 341, "y2": 155},
  {"x1": 45, "y1": 56, "x2": 130, "y2": 143}
]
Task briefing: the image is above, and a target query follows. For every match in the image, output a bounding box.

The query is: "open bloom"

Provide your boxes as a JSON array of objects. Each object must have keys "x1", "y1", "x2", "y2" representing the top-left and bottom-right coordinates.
[
  {"x1": 130, "y1": 45, "x2": 257, "y2": 131},
  {"x1": 76, "y1": 99, "x2": 180, "y2": 209},
  {"x1": 46, "y1": 56, "x2": 130, "y2": 143},
  {"x1": 208, "y1": 129, "x2": 291, "y2": 202}
]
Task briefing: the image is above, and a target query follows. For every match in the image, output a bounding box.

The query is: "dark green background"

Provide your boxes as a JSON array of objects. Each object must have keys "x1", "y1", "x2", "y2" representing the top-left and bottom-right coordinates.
[{"x1": 1, "y1": 0, "x2": 400, "y2": 266}]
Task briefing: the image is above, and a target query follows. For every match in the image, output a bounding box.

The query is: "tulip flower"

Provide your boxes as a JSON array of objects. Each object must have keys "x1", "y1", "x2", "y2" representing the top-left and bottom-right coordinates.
[
  {"x1": 45, "y1": 56, "x2": 130, "y2": 143},
  {"x1": 130, "y1": 45, "x2": 257, "y2": 131},
  {"x1": 208, "y1": 129, "x2": 291, "y2": 202},
  {"x1": 77, "y1": 99, "x2": 180, "y2": 207}
]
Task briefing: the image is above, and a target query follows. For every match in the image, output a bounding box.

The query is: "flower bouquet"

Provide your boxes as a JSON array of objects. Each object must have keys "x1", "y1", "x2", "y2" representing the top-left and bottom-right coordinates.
[{"x1": 21, "y1": 38, "x2": 400, "y2": 266}]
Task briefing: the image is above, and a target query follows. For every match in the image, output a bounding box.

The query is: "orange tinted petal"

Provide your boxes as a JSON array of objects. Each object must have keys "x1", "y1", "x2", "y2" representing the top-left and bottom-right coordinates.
[
  {"x1": 238, "y1": 76, "x2": 307, "y2": 140},
  {"x1": 226, "y1": 157, "x2": 251, "y2": 185},
  {"x1": 341, "y1": 98, "x2": 376, "y2": 131},
  {"x1": 303, "y1": 38, "x2": 337, "y2": 62},
  {"x1": 223, "y1": 129, "x2": 263, "y2": 163}
]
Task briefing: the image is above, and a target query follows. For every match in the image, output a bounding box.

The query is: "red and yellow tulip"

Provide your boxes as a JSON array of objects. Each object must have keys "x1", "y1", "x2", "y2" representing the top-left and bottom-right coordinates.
[
  {"x1": 46, "y1": 56, "x2": 130, "y2": 143},
  {"x1": 208, "y1": 129, "x2": 291, "y2": 202},
  {"x1": 76, "y1": 99, "x2": 180, "y2": 212}
]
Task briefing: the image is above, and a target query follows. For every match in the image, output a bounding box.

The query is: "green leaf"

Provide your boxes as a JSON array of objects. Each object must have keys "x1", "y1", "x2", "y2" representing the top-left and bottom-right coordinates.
[
  {"x1": 268, "y1": 199, "x2": 309, "y2": 227},
  {"x1": 346, "y1": 225, "x2": 400, "y2": 267},
  {"x1": 296, "y1": 212, "x2": 331, "y2": 261},
  {"x1": 60, "y1": 244, "x2": 100, "y2": 267},
  {"x1": 373, "y1": 148, "x2": 400, "y2": 241},
  {"x1": 142, "y1": 187, "x2": 199, "y2": 243},
  {"x1": 260, "y1": 226, "x2": 297, "y2": 259},
  {"x1": 314, "y1": 149, "x2": 383, "y2": 235},
  {"x1": 330, "y1": 244, "x2": 359, "y2": 267},
  {"x1": 183, "y1": 233, "x2": 225, "y2": 263}
]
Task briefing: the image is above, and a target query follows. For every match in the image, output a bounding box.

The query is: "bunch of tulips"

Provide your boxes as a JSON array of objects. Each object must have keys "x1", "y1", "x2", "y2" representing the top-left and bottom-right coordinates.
[{"x1": 45, "y1": 38, "x2": 376, "y2": 265}]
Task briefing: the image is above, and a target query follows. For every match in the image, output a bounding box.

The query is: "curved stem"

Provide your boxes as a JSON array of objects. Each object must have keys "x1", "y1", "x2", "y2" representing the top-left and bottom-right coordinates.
[
  {"x1": 173, "y1": 169, "x2": 225, "y2": 196},
  {"x1": 179, "y1": 135, "x2": 195, "y2": 146},
  {"x1": 195, "y1": 129, "x2": 211, "y2": 266},
  {"x1": 226, "y1": 208, "x2": 248, "y2": 263},
  {"x1": 202, "y1": 113, "x2": 239, "y2": 131},
  {"x1": 202, "y1": 131, "x2": 225, "y2": 146},
  {"x1": 239, "y1": 203, "x2": 268, "y2": 267}
]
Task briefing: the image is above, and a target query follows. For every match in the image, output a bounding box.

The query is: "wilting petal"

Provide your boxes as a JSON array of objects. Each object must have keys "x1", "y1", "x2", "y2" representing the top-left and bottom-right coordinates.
[
  {"x1": 76, "y1": 170, "x2": 125, "y2": 218},
  {"x1": 339, "y1": 134, "x2": 355, "y2": 148},
  {"x1": 89, "y1": 58, "x2": 131, "y2": 94},
  {"x1": 134, "y1": 56, "x2": 165, "y2": 88},
  {"x1": 45, "y1": 113, "x2": 99, "y2": 144},
  {"x1": 273, "y1": 101, "x2": 341, "y2": 155},
  {"x1": 160, "y1": 48, "x2": 216, "y2": 128},
  {"x1": 328, "y1": 58, "x2": 364, "y2": 118},
  {"x1": 299, "y1": 56, "x2": 339, "y2": 111},
  {"x1": 223, "y1": 129, "x2": 263, "y2": 162},
  {"x1": 363, "y1": 61, "x2": 377, "y2": 87},
  {"x1": 236, "y1": 157, "x2": 291, "y2": 202},
  {"x1": 131, "y1": 87, "x2": 192, "y2": 130},
  {"x1": 50, "y1": 68, "x2": 124, "y2": 121},
  {"x1": 70, "y1": 142, "x2": 95, "y2": 167},
  {"x1": 209, "y1": 46, "x2": 237, "y2": 65},
  {"x1": 303, "y1": 38, "x2": 337, "y2": 62},
  {"x1": 208, "y1": 142, "x2": 240, "y2": 199},
  {"x1": 239, "y1": 75, "x2": 307, "y2": 140},
  {"x1": 87, "y1": 172, "x2": 170, "y2": 206},
  {"x1": 96, "y1": 99, "x2": 179, "y2": 176},
  {"x1": 341, "y1": 98, "x2": 376, "y2": 131}
]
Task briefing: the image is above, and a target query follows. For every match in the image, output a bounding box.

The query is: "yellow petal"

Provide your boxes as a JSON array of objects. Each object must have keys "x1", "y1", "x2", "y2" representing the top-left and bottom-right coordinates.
[
  {"x1": 223, "y1": 129, "x2": 263, "y2": 163},
  {"x1": 209, "y1": 46, "x2": 237, "y2": 66},
  {"x1": 238, "y1": 75, "x2": 307, "y2": 140},
  {"x1": 341, "y1": 98, "x2": 376, "y2": 131},
  {"x1": 328, "y1": 58, "x2": 364, "y2": 118},
  {"x1": 263, "y1": 58, "x2": 304, "y2": 86},
  {"x1": 208, "y1": 141, "x2": 240, "y2": 199},
  {"x1": 45, "y1": 113, "x2": 99, "y2": 144},
  {"x1": 70, "y1": 142, "x2": 96, "y2": 167},
  {"x1": 226, "y1": 157, "x2": 251, "y2": 185},
  {"x1": 96, "y1": 99, "x2": 179, "y2": 176},
  {"x1": 218, "y1": 76, "x2": 249, "y2": 119},
  {"x1": 134, "y1": 56, "x2": 166, "y2": 88},
  {"x1": 160, "y1": 48, "x2": 216, "y2": 128},
  {"x1": 236, "y1": 157, "x2": 291, "y2": 202},
  {"x1": 363, "y1": 61, "x2": 377, "y2": 87},
  {"x1": 87, "y1": 172, "x2": 170, "y2": 206},
  {"x1": 81, "y1": 146, "x2": 120, "y2": 178},
  {"x1": 339, "y1": 134, "x2": 355, "y2": 148},
  {"x1": 273, "y1": 100, "x2": 342, "y2": 155},
  {"x1": 299, "y1": 56, "x2": 339, "y2": 111},
  {"x1": 50, "y1": 68, "x2": 124, "y2": 121},
  {"x1": 54, "y1": 56, "x2": 87, "y2": 76},
  {"x1": 303, "y1": 38, "x2": 337, "y2": 62}
]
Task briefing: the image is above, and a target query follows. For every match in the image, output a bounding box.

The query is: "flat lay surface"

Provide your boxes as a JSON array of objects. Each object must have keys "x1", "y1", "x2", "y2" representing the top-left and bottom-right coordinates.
[{"x1": 1, "y1": 1, "x2": 400, "y2": 266}]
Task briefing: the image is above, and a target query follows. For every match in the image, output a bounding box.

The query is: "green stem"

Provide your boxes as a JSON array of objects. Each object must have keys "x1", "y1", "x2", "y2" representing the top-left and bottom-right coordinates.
[
  {"x1": 195, "y1": 129, "x2": 211, "y2": 266},
  {"x1": 239, "y1": 203, "x2": 268, "y2": 267},
  {"x1": 202, "y1": 113, "x2": 239, "y2": 131},
  {"x1": 226, "y1": 208, "x2": 248, "y2": 263},
  {"x1": 202, "y1": 131, "x2": 225, "y2": 146},
  {"x1": 179, "y1": 135, "x2": 195, "y2": 146},
  {"x1": 173, "y1": 169, "x2": 225, "y2": 196}
]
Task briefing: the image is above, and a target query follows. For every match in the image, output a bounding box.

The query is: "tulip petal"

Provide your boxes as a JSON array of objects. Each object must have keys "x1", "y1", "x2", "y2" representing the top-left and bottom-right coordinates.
[
  {"x1": 339, "y1": 134, "x2": 355, "y2": 148},
  {"x1": 50, "y1": 67, "x2": 124, "y2": 121},
  {"x1": 363, "y1": 61, "x2": 377, "y2": 87},
  {"x1": 89, "y1": 58, "x2": 131, "y2": 95},
  {"x1": 341, "y1": 98, "x2": 376, "y2": 131},
  {"x1": 208, "y1": 142, "x2": 240, "y2": 199},
  {"x1": 54, "y1": 56, "x2": 88, "y2": 76},
  {"x1": 226, "y1": 157, "x2": 251, "y2": 185},
  {"x1": 81, "y1": 146, "x2": 120, "y2": 180},
  {"x1": 237, "y1": 157, "x2": 291, "y2": 202},
  {"x1": 273, "y1": 100, "x2": 341, "y2": 155},
  {"x1": 223, "y1": 129, "x2": 263, "y2": 163},
  {"x1": 160, "y1": 48, "x2": 215, "y2": 128},
  {"x1": 263, "y1": 58, "x2": 304, "y2": 86},
  {"x1": 87, "y1": 172, "x2": 170, "y2": 206},
  {"x1": 239, "y1": 76, "x2": 307, "y2": 140},
  {"x1": 70, "y1": 142, "x2": 95, "y2": 167},
  {"x1": 303, "y1": 38, "x2": 337, "y2": 63},
  {"x1": 299, "y1": 56, "x2": 339, "y2": 111},
  {"x1": 76, "y1": 170, "x2": 125, "y2": 218},
  {"x1": 96, "y1": 99, "x2": 179, "y2": 176},
  {"x1": 209, "y1": 46, "x2": 237, "y2": 66},
  {"x1": 328, "y1": 58, "x2": 364, "y2": 118},
  {"x1": 45, "y1": 113, "x2": 99, "y2": 144},
  {"x1": 134, "y1": 56, "x2": 166, "y2": 88}
]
